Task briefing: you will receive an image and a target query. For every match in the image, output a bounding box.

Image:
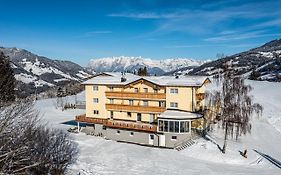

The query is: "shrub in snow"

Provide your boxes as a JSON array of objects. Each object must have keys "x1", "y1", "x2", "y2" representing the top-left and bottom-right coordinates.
[{"x1": 0, "y1": 100, "x2": 78, "y2": 174}]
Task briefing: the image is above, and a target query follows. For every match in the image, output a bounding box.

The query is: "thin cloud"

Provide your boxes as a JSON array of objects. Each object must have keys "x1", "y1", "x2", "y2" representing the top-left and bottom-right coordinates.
[
  {"x1": 252, "y1": 18, "x2": 281, "y2": 29},
  {"x1": 108, "y1": 12, "x2": 184, "y2": 19},
  {"x1": 165, "y1": 43, "x2": 260, "y2": 49},
  {"x1": 164, "y1": 44, "x2": 222, "y2": 49},
  {"x1": 204, "y1": 31, "x2": 281, "y2": 42},
  {"x1": 78, "y1": 31, "x2": 113, "y2": 38},
  {"x1": 108, "y1": 0, "x2": 281, "y2": 37}
]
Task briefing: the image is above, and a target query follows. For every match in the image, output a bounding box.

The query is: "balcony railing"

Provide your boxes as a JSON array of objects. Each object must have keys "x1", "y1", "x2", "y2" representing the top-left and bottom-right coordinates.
[
  {"x1": 106, "y1": 120, "x2": 157, "y2": 132},
  {"x1": 76, "y1": 114, "x2": 106, "y2": 124},
  {"x1": 105, "y1": 91, "x2": 166, "y2": 100},
  {"x1": 75, "y1": 114, "x2": 157, "y2": 132},
  {"x1": 106, "y1": 103, "x2": 166, "y2": 113}
]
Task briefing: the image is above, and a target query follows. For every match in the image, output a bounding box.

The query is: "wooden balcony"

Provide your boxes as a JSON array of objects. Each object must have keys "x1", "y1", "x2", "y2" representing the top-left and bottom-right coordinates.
[
  {"x1": 106, "y1": 103, "x2": 166, "y2": 113},
  {"x1": 105, "y1": 91, "x2": 166, "y2": 100},
  {"x1": 196, "y1": 93, "x2": 205, "y2": 101},
  {"x1": 106, "y1": 120, "x2": 157, "y2": 132},
  {"x1": 75, "y1": 114, "x2": 157, "y2": 133},
  {"x1": 75, "y1": 114, "x2": 106, "y2": 124}
]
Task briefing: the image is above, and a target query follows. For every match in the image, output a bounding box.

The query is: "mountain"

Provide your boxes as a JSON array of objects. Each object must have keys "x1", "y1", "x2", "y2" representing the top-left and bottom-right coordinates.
[
  {"x1": 88, "y1": 56, "x2": 205, "y2": 75},
  {"x1": 185, "y1": 39, "x2": 281, "y2": 81},
  {"x1": 0, "y1": 47, "x2": 92, "y2": 97}
]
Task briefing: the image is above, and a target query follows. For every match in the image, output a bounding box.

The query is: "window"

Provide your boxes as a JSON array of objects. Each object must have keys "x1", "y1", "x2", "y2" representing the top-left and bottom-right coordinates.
[
  {"x1": 93, "y1": 110, "x2": 99, "y2": 115},
  {"x1": 180, "y1": 121, "x2": 190, "y2": 133},
  {"x1": 171, "y1": 136, "x2": 177, "y2": 140},
  {"x1": 93, "y1": 86, "x2": 99, "y2": 91},
  {"x1": 159, "y1": 119, "x2": 190, "y2": 133},
  {"x1": 150, "y1": 135, "x2": 154, "y2": 140},
  {"x1": 116, "y1": 130, "x2": 120, "y2": 134},
  {"x1": 110, "y1": 111, "x2": 114, "y2": 119},
  {"x1": 130, "y1": 132, "x2": 134, "y2": 136},
  {"x1": 159, "y1": 101, "x2": 166, "y2": 107},
  {"x1": 137, "y1": 113, "x2": 142, "y2": 122},
  {"x1": 175, "y1": 121, "x2": 179, "y2": 133},
  {"x1": 170, "y1": 88, "x2": 178, "y2": 94},
  {"x1": 109, "y1": 98, "x2": 114, "y2": 104},
  {"x1": 164, "y1": 120, "x2": 168, "y2": 132},
  {"x1": 169, "y1": 121, "x2": 175, "y2": 132},
  {"x1": 129, "y1": 100, "x2": 134, "y2": 106},
  {"x1": 93, "y1": 98, "x2": 99, "y2": 103},
  {"x1": 154, "y1": 89, "x2": 158, "y2": 93},
  {"x1": 143, "y1": 100, "x2": 148, "y2": 106},
  {"x1": 180, "y1": 121, "x2": 185, "y2": 133},
  {"x1": 159, "y1": 120, "x2": 164, "y2": 132},
  {"x1": 127, "y1": 112, "x2": 132, "y2": 117},
  {"x1": 170, "y1": 102, "x2": 178, "y2": 108},
  {"x1": 144, "y1": 88, "x2": 148, "y2": 93},
  {"x1": 149, "y1": 114, "x2": 155, "y2": 123},
  {"x1": 109, "y1": 86, "x2": 114, "y2": 91},
  {"x1": 134, "y1": 88, "x2": 139, "y2": 93}
]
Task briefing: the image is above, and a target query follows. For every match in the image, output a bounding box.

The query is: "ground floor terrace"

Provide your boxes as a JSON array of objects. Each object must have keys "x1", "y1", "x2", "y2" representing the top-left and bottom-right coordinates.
[{"x1": 75, "y1": 109, "x2": 204, "y2": 148}]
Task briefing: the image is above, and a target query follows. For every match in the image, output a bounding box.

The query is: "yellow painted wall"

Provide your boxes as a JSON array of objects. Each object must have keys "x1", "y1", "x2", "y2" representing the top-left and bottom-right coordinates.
[
  {"x1": 85, "y1": 85, "x2": 107, "y2": 119},
  {"x1": 166, "y1": 87, "x2": 193, "y2": 111}
]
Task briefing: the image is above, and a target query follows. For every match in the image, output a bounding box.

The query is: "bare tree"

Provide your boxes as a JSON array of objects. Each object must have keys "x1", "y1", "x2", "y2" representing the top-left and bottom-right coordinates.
[
  {"x1": 206, "y1": 64, "x2": 263, "y2": 153},
  {"x1": 0, "y1": 100, "x2": 78, "y2": 174}
]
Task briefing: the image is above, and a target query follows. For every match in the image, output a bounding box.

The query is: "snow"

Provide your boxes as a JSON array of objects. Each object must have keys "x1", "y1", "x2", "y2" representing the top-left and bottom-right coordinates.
[
  {"x1": 159, "y1": 109, "x2": 202, "y2": 119},
  {"x1": 258, "y1": 52, "x2": 274, "y2": 58},
  {"x1": 83, "y1": 72, "x2": 208, "y2": 87},
  {"x1": 19, "y1": 58, "x2": 78, "y2": 81},
  {"x1": 54, "y1": 78, "x2": 69, "y2": 82},
  {"x1": 34, "y1": 80, "x2": 281, "y2": 175},
  {"x1": 15, "y1": 73, "x2": 37, "y2": 84},
  {"x1": 76, "y1": 71, "x2": 92, "y2": 79},
  {"x1": 15, "y1": 73, "x2": 55, "y2": 86},
  {"x1": 88, "y1": 56, "x2": 206, "y2": 72}
]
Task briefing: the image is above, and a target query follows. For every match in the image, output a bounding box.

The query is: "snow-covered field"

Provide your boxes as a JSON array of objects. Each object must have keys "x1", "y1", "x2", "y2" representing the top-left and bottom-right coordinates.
[{"x1": 34, "y1": 80, "x2": 281, "y2": 175}]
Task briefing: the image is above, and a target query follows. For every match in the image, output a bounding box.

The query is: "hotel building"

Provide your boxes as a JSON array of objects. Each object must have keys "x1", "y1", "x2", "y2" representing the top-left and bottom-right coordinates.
[{"x1": 75, "y1": 72, "x2": 210, "y2": 148}]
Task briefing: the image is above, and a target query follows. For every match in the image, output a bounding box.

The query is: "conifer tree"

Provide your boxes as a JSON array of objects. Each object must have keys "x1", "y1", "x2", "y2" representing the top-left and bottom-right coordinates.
[{"x1": 0, "y1": 52, "x2": 16, "y2": 105}]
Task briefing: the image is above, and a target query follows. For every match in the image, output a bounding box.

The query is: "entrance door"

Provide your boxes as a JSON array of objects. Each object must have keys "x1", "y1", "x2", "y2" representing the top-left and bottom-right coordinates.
[
  {"x1": 149, "y1": 134, "x2": 154, "y2": 145},
  {"x1": 159, "y1": 135, "x2": 165, "y2": 147}
]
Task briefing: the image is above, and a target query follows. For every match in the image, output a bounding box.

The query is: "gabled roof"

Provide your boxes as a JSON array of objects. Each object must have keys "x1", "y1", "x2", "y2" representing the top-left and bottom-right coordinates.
[{"x1": 82, "y1": 72, "x2": 209, "y2": 87}]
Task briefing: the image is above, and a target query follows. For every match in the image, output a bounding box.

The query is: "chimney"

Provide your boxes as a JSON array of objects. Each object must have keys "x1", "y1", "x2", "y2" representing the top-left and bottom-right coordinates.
[{"x1": 121, "y1": 72, "x2": 127, "y2": 82}]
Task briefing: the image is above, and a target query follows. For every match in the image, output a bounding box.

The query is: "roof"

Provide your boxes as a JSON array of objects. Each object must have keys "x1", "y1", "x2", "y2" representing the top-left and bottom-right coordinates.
[
  {"x1": 82, "y1": 72, "x2": 209, "y2": 87},
  {"x1": 159, "y1": 109, "x2": 203, "y2": 120}
]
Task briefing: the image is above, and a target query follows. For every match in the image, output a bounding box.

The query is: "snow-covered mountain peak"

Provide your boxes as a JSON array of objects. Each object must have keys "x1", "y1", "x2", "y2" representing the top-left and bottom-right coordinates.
[{"x1": 88, "y1": 56, "x2": 205, "y2": 74}]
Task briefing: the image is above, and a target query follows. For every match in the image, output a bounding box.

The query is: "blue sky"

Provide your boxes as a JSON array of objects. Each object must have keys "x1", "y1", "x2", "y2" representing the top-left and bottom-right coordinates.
[{"x1": 1, "y1": 0, "x2": 281, "y2": 66}]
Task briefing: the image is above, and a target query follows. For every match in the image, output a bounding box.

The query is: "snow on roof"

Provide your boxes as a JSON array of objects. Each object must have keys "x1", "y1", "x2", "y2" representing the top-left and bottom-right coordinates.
[
  {"x1": 82, "y1": 72, "x2": 209, "y2": 87},
  {"x1": 159, "y1": 109, "x2": 203, "y2": 120}
]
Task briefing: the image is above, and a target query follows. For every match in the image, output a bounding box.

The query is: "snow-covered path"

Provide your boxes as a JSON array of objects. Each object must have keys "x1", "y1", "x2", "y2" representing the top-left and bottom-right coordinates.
[{"x1": 34, "y1": 80, "x2": 281, "y2": 175}]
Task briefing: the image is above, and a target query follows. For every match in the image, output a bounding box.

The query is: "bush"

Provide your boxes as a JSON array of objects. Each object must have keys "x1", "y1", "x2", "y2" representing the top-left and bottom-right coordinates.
[{"x1": 0, "y1": 100, "x2": 78, "y2": 174}]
